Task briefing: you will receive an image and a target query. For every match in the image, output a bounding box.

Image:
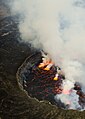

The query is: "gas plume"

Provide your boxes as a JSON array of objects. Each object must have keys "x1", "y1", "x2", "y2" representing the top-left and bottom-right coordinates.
[{"x1": 9, "y1": 0, "x2": 85, "y2": 110}]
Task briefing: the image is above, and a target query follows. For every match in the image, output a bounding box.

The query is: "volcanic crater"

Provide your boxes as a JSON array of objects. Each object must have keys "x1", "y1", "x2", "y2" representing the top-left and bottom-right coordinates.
[{"x1": 17, "y1": 51, "x2": 85, "y2": 110}]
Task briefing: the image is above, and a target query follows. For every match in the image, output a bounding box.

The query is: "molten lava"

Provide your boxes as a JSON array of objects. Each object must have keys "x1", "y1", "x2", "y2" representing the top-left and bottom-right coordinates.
[
  {"x1": 38, "y1": 58, "x2": 54, "y2": 71},
  {"x1": 20, "y1": 52, "x2": 85, "y2": 110},
  {"x1": 38, "y1": 56, "x2": 61, "y2": 81},
  {"x1": 53, "y1": 74, "x2": 59, "y2": 81}
]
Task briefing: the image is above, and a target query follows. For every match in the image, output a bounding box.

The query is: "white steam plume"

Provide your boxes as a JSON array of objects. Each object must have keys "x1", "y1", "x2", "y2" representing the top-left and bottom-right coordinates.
[{"x1": 10, "y1": 0, "x2": 85, "y2": 110}]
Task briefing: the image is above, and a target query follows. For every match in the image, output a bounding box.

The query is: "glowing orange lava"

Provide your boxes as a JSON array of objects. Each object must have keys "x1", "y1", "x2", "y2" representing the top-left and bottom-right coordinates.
[
  {"x1": 38, "y1": 57, "x2": 60, "y2": 81},
  {"x1": 38, "y1": 56, "x2": 64, "y2": 81},
  {"x1": 38, "y1": 58, "x2": 54, "y2": 71},
  {"x1": 53, "y1": 74, "x2": 59, "y2": 80}
]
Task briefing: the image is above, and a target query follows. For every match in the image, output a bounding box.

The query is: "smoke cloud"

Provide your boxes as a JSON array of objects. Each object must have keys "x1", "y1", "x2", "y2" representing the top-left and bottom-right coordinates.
[{"x1": 10, "y1": 0, "x2": 85, "y2": 110}]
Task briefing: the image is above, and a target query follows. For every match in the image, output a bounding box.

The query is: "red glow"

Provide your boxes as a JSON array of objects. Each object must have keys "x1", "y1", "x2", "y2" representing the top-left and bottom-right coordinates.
[
  {"x1": 62, "y1": 89, "x2": 70, "y2": 95},
  {"x1": 66, "y1": 101, "x2": 71, "y2": 105}
]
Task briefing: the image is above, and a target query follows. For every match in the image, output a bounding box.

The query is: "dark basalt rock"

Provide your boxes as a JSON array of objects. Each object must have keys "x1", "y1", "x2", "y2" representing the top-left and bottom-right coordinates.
[{"x1": 0, "y1": 1, "x2": 85, "y2": 119}]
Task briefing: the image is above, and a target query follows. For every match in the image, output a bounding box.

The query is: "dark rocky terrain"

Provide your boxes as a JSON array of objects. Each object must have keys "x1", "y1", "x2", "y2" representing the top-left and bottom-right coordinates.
[{"x1": 0, "y1": 1, "x2": 85, "y2": 119}]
